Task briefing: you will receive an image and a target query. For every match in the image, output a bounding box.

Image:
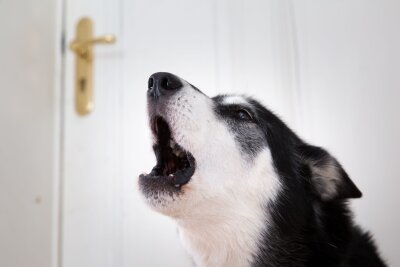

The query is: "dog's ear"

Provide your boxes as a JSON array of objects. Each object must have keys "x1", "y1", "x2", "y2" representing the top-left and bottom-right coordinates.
[{"x1": 298, "y1": 144, "x2": 362, "y2": 201}]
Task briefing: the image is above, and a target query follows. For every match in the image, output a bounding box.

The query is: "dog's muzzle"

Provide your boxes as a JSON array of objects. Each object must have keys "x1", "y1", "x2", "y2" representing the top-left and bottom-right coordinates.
[{"x1": 139, "y1": 72, "x2": 196, "y2": 194}]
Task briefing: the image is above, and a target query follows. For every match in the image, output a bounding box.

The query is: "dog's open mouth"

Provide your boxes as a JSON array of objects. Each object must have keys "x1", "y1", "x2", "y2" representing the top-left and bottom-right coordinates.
[{"x1": 141, "y1": 116, "x2": 196, "y2": 188}]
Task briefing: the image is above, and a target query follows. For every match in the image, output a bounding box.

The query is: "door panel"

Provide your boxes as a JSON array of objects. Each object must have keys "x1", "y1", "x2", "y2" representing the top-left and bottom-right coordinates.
[
  {"x1": 64, "y1": 0, "x2": 218, "y2": 266},
  {"x1": 64, "y1": 1, "x2": 125, "y2": 266}
]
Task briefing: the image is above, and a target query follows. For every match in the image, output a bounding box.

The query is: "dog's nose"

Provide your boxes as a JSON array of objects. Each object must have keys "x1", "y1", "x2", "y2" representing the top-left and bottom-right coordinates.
[{"x1": 148, "y1": 72, "x2": 183, "y2": 99}]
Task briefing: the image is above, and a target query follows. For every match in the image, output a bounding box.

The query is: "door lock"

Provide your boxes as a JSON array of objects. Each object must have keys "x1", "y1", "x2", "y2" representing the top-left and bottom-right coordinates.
[{"x1": 69, "y1": 17, "x2": 116, "y2": 116}]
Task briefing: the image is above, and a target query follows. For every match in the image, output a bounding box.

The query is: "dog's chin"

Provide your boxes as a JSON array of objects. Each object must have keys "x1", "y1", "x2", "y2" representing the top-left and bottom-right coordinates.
[
  {"x1": 138, "y1": 180, "x2": 194, "y2": 217},
  {"x1": 138, "y1": 172, "x2": 193, "y2": 217},
  {"x1": 138, "y1": 116, "x2": 196, "y2": 216}
]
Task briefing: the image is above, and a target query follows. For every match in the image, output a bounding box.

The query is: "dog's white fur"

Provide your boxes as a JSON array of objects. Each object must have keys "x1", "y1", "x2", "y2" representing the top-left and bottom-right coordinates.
[
  {"x1": 221, "y1": 95, "x2": 250, "y2": 105},
  {"x1": 144, "y1": 81, "x2": 282, "y2": 267},
  {"x1": 177, "y1": 149, "x2": 280, "y2": 267}
]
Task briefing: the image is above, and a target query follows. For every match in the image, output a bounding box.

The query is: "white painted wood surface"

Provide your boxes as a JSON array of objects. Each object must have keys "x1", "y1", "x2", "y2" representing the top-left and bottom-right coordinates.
[{"x1": 0, "y1": 1, "x2": 62, "y2": 267}]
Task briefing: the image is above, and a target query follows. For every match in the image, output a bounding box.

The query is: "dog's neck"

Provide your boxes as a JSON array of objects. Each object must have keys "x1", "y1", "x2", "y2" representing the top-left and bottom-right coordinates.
[
  {"x1": 174, "y1": 152, "x2": 280, "y2": 267},
  {"x1": 175, "y1": 193, "x2": 271, "y2": 267}
]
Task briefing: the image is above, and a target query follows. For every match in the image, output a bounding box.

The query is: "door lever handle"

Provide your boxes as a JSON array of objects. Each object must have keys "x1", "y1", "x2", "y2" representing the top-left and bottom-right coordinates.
[
  {"x1": 69, "y1": 17, "x2": 116, "y2": 116},
  {"x1": 70, "y1": 34, "x2": 116, "y2": 59}
]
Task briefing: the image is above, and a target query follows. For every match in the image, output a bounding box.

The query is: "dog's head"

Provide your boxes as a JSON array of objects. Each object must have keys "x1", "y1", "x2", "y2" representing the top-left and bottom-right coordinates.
[{"x1": 139, "y1": 72, "x2": 362, "y2": 219}]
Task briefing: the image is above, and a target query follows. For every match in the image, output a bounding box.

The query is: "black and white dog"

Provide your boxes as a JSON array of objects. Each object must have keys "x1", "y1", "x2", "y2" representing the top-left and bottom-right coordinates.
[{"x1": 139, "y1": 72, "x2": 386, "y2": 267}]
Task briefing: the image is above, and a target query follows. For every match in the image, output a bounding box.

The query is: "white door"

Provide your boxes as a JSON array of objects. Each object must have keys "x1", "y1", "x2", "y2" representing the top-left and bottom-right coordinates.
[
  {"x1": 62, "y1": 1, "x2": 298, "y2": 266},
  {"x1": 63, "y1": 1, "x2": 216, "y2": 266},
  {"x1": 62, "y1": 0, "x2": 400, "y2": 267}
]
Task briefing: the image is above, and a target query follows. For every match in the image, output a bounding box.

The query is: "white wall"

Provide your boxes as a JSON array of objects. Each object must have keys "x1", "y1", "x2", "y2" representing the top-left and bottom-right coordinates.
[{"x1": 0, "y1": 1, "x2": 61, "y2": 266}]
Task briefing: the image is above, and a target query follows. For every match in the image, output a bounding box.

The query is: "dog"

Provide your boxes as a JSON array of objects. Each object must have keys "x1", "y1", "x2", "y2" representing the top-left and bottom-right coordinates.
[{"x1": 139, "y1": 72, "x2": 386, "y2": 267}]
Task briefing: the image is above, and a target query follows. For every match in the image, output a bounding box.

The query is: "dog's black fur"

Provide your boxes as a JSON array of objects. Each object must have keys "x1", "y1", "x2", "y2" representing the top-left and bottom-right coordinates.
[
  {"x1": 239, "y1": 99, "x2": 386, "y2": 267},
  {"x1": 142, "y1": 72, "x2": 386, "y2": 266}
]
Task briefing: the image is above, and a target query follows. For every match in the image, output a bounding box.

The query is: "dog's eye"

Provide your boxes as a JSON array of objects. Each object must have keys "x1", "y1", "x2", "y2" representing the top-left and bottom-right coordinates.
[{"x1": 236, "y1": 109, "x2": 253, "y2": 121}]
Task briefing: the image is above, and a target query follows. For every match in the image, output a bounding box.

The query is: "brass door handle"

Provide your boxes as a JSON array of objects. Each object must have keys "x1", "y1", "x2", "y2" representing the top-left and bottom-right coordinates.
[
  {"x1": 70, "y1": 34, "x2": 116, "y2": 58},
  {"x1": 69, "y1": 17, "x2": 116, "y2": 116}
]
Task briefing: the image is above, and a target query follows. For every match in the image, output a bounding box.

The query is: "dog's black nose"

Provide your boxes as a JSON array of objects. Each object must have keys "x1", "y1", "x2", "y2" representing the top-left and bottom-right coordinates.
[{"x1": 148, "y1": 72, "x2": 183, "y2": 99}]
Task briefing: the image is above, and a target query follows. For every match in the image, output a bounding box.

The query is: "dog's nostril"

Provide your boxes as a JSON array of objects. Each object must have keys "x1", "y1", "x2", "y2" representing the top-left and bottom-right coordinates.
[
  {"x1": 148, "y1": 77, "x2": 154, "y2": 90},
  {"x1": 147, "y1": 72, "x2": 183, "y2": 97},
  {"x1": 161, "y1": 77, "x2": 169, "y2": 90}
]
